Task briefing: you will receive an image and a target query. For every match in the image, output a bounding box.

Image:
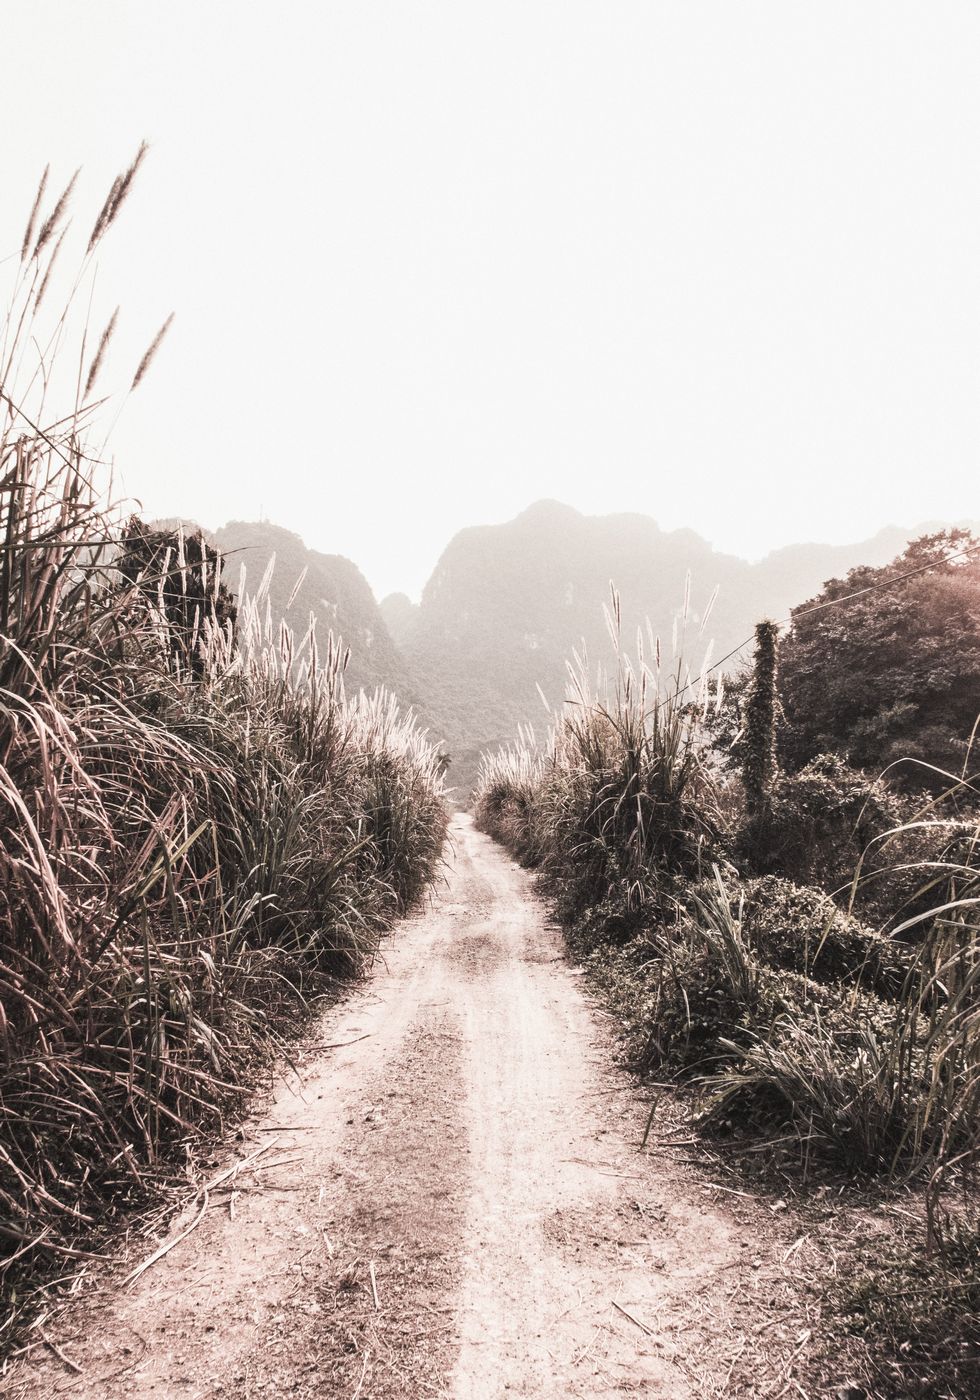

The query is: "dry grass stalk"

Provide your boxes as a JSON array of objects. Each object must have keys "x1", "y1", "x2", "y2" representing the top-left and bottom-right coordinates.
[
  {"x1": 87, "y1": 141, "x2": 149, "y2": 253},
  {"x1": 20, "y1": 165, "x2": 49, "y2": 263},
  {"x1": 32, "y1": 168, "x2": 79, "y2": 259}
]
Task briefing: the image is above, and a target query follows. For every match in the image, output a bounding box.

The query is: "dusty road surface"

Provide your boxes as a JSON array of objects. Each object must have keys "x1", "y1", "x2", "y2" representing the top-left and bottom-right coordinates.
[{"x1": 4, "y1": 816, "x2": 824, "y2": 1399}]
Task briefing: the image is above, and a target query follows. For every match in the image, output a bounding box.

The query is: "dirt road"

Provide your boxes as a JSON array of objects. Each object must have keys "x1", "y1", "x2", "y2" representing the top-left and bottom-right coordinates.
[{"x1": 5, "y1": 816, "x2": 824, "y2": 1399}]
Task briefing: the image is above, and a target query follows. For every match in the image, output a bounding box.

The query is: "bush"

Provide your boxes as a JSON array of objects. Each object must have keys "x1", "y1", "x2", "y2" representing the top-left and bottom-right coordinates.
[
  {"x1": 474, "y1": 737, "x2": 548, "y2": 867},
  {"x1": 633, "y1": 875, "x2": 882, "y2": 1079},
  {"x1": 761, "y1": 754, "x2": 899, "y2": 881},
  {"x1": 475, "y1": 591, "x2": 722, "y2": 919},
  {"x1": 543, "y1": 843, "x2": 979, "y2": 1180},
  {"x1": 777, "y1": 530, "x2": 980, "y2": 785},
  {"x1": 735, "y1": 876, "x2": 911, "y2": 998}
]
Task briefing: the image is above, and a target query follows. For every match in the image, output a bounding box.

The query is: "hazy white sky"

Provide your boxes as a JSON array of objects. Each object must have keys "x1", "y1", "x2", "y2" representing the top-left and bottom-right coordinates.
[{"x1": 3, "y1": 2, "x2": 979, "y2": 599}]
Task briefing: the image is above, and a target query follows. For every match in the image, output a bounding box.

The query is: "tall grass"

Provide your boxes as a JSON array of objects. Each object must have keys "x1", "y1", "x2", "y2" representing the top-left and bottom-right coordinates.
[
  {"x1": 477, "y1": 587, "x2": 722, "y2": 921},
  {"x1": 0, "y1": 160, "x2": 447, "y2": 1337},
  {"x1": 700, "y1": 864, "x2": 980, "y2": 1180},
  {"x1": 755, "y1": 764, "x2": 980, "y2": 1183}
]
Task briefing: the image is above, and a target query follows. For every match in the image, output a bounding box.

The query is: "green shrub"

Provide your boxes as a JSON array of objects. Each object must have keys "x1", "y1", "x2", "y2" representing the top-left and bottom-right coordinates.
[
  {"x1": 735, "y1": 875, "x2": 912, "y2": 997},
  {"x1": 741, "y1": 752, "x2": 901, "y2": 888}
]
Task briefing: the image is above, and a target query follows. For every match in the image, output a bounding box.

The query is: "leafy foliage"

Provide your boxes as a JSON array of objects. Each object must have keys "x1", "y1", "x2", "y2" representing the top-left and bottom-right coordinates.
[
  {"x1": 750, "y1": 753, "x2": 901, "y2": 893},
  {"x1": 779, "y1": 530, "x2": 980, "y2": 784},
  {"x1": 728, "y1": 875, "x2": 912, "y2": 996}
]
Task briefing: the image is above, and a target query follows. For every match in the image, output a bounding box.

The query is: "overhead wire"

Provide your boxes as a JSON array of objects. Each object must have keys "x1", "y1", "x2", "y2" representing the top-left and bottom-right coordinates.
[{"x1": 675, "y1": 535, "x2": 980, "y2": 701}]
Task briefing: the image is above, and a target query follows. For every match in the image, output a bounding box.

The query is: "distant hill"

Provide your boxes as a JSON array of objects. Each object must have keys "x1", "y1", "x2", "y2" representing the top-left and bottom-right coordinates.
[
  {"x1": 399, "y1": 501, "x2": 978, "y2": 795},
  {"x1": 379, "y1": 592, "x2": 420, "y2": 649}
]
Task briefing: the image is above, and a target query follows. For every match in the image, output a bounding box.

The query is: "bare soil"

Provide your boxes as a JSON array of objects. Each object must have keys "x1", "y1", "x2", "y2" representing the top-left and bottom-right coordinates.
[{"x1": 2, "y1": 817, "x2": 843, "y2": 1399}]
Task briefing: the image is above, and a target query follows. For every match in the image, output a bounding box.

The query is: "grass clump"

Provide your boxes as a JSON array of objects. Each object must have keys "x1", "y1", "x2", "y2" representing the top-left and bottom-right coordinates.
[{"x1": 477, "y1": 589, "x2": 722, "y2": 924}]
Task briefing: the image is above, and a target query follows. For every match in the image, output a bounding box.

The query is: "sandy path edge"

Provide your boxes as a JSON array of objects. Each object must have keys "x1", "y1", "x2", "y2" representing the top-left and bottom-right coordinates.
[{"x1": 2, "y1": 816, "x2": 835, "y2": 1399}]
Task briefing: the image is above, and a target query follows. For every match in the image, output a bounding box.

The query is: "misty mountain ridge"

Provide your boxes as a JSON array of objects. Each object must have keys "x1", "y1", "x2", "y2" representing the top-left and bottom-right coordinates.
[
  {"x1": 398, "y1": 502, "x2": 977, "y2": 781},
  {"x1": 164, "y1": 503, "x2": 976, "y2": 794}
]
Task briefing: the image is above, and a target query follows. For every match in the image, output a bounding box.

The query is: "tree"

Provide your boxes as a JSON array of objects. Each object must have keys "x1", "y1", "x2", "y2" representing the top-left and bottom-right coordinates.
[
  {"x1": 742, "y1": 619, "x2": 780, "y2": 819},
  {"x1": 777, "y1": 530, "x2": 980, "y2": 785}
]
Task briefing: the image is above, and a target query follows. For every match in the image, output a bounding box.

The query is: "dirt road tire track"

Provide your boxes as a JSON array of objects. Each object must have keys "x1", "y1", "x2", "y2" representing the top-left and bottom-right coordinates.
[{"x1": 4, "y1": 816, "x2": 822, "y2": 1399}]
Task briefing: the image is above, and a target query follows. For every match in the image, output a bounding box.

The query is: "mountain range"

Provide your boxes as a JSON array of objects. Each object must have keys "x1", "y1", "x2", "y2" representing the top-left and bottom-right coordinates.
[
  {"x1": 212, "y1": 520, "x2": 415, "y2": 699},
  {"x1": 179, "y1": 503, "x2": 975, "y2": 797}
]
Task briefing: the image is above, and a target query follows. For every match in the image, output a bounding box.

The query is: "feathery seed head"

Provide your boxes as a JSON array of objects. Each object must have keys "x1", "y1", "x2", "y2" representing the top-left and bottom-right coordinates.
[
  {"x1": 21, "y1": 164, "x2": 49, "y2": 262},
  {"x1": 131, "y1": 312, "x2": 174, "y2": 390},
  {"x1": 87, "y1": 141, "x2": 149, "y2": 253},
  {"x1": 84, "y1": 306, "x2": 119, "y2": 399},
  {"x1": 33, "y1": 168, "x2": 80, "y2": 260}
]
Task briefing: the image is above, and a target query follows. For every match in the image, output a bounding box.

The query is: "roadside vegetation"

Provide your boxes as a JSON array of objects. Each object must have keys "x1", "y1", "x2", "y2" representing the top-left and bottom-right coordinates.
[
  {"x1": 475, "y1": 570, "x2": 980, "y2": 1397},
  {"x1": 0, "y1": 159, "x2": 447, "y2": 1345}
]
